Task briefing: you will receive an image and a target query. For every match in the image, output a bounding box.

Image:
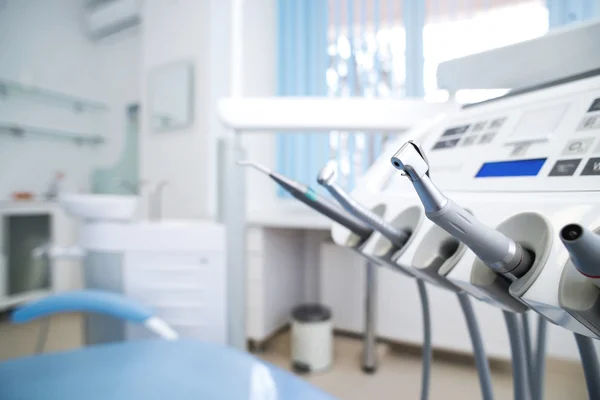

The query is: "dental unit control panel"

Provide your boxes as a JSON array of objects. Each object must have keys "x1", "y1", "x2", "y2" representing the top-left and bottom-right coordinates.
[{"x1": 417, "y1": 75, "x2": 600, "y2": 193}]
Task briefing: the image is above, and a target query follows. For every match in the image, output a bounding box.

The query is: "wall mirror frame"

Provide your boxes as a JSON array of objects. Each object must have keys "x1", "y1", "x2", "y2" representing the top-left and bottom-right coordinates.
[{"x1": 149, "y1": 60, "x2": 194, "y2": 132}]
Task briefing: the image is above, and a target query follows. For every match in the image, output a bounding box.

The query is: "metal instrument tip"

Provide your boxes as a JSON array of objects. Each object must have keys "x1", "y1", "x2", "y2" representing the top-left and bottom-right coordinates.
[
  {"x1": 317, "y1": 160, "x2": 338, "y2": 185},
  {"x1": 237, "y1": 160, "x2": 272, "y2": 176}
]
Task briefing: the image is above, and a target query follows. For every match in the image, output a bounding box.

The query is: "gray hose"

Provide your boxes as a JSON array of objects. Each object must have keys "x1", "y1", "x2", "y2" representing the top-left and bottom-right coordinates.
[
  {"x1": 457, "y1": 292, "x2": 494, "y2": 400},
  {"x1": 417, "y1": 279, "x2": 431, "y2": 400},
  {"x1": 533, "y1": 315, "x2": 547, "y2": 400},
  {"x1": 503, "y1": 311, "x2": 531, "y2": 400},
  {"x1": 521, "y1": 313, "x2": 534, "y2": 394},
  {"x1": 574, "y1": 333, "x2": 600, "y2": 400}
]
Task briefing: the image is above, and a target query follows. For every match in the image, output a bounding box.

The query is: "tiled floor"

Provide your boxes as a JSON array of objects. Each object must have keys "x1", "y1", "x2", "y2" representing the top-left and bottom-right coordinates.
[{"x1": 258, "y1": 332, "x2": 588, "y2": 400}]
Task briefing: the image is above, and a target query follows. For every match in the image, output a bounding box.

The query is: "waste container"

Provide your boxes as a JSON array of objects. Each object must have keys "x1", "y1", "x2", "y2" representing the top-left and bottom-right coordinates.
[{"x1": 291, "y1": 304, "x2": 332, "y2": 373}]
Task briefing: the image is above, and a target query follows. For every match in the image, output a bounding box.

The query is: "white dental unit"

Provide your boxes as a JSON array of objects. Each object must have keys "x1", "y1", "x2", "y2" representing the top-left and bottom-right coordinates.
[
  {"x1": 324, "y1": 19, "x2": 600, "y2": 399},
  {"x1": 324, "y1": 18, "x2": 600, "y2": 356}
]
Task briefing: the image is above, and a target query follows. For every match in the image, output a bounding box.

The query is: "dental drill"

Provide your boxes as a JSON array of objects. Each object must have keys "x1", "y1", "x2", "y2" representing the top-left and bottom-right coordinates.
[
  {"x1": 559, "y1": 223, "x2": 600, "y2": 400},
  {"x1": 391, "y1": 141, "x2": 537, "y2": 400},
  {"x1": 391, "y1": 141, "x2": 534, "y2": 281},
  {"x1": 560, "y1": 224, "x2": 600, "y2": 287},
  {"x1": 317, "y1": 160, "x2": 411, "y2": 249}
]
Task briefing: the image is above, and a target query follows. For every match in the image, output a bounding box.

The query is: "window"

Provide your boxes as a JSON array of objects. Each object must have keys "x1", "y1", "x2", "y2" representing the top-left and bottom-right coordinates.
[
  {"x1": 276, "y1": 0, "x2": 600, "y2": 198},
  {"x1": 424, "y1": 1, "x2": 549, "y2": 104}
]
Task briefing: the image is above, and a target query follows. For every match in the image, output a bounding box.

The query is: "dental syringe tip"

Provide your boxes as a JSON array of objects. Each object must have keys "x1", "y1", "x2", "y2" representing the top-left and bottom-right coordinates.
[{"x1": 236, "y1": 160, "x2": 272, "y2": 176}]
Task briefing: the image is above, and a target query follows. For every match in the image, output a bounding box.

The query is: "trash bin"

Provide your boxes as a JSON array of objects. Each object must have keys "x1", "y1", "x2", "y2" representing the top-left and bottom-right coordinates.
[{"x1": 291, "y1": 304, "x2": 332, "y2": 373}]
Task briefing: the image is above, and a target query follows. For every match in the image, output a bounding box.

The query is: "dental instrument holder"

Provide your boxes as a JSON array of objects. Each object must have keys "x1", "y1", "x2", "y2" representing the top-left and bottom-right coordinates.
[
  {"x1": 411, "y1": 224, "x2": 467, "y2": 292},
  {"x1": 559, "y1": 225, "x2": 600, "y2": 337},
  {"x1": 317, "y1": 161, "x2": 410, "y2": 249},
  {"x1": 391, "y1": 141, "x2": 532, "y2": 312},
  {"x1": 316, "y1": 162, "x2": 416, "y2": 277}
]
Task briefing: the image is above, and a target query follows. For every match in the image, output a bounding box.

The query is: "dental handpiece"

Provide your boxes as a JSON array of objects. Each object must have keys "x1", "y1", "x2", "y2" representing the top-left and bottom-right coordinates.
[
  {"x1": 390, "y1": 141, "x2": 533, "y2": 280},
  {"x1": 560, "y1": 223, "x2": 600, "y2": 288},
  {"x1": 317, "y1": 160, "x2": 411, "y2": 248},
  {"x1": 237, "y1": 161, "x2": 373, "y2": 239}
]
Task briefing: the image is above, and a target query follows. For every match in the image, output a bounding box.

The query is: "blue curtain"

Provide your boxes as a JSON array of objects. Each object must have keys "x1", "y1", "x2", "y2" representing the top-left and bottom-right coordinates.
[
  {"x1": 276, "y1": 0, "x2": 329, "y2": 198},
  {"x1": 547, "y1": 0, "x2": 600, "y2": 27}
]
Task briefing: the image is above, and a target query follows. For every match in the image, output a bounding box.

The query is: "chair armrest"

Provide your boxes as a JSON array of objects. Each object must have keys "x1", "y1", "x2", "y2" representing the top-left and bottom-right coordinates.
[{"x1": 12, "y1": 290, "x2": 153, "y2": 324}]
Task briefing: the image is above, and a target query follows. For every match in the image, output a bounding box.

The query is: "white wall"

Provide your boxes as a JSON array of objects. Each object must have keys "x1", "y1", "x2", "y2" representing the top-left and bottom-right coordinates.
[
  {"x1": 139, "y1": 0, "x2": 281, "y2": 220},
  {"x1": 139, "y1": 0, "x2": 212, "y2": 219},
  {"x1": 0, "y1": 0, "x2": 140, "y2": 200}
]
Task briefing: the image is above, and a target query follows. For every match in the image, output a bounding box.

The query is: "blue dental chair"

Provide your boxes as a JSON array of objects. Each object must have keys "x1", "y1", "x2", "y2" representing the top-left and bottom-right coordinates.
[{"x1": 0, "y1": 290, "x2": 337, "y2": 400}]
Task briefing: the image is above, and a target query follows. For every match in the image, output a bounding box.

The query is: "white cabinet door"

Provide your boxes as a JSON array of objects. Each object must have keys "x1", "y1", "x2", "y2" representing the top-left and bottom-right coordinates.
[
  {"x1": 0, "y1": 214, "x2": 5, "y2": 298},
  {"x1": 319, "y1": 243, "x2": 365, "y2": 333},
  {"x1": 124, "y1": 251, "x2": 227, "y2": 344}
]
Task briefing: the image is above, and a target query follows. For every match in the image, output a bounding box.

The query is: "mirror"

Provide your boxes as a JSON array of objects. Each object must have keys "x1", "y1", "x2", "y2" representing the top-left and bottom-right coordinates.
[{"x1": 149, "y1": 61, "x2": 194, "y2": 132}]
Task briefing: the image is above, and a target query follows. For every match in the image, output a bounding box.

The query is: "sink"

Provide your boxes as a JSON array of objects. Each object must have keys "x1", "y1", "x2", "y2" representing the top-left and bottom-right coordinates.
[
  {"x1": 61, "y1": 194, "x2": 139, "y2": 222},
  {"x1": 79, "y1": 219, "x2": 225, "y2": 252}
]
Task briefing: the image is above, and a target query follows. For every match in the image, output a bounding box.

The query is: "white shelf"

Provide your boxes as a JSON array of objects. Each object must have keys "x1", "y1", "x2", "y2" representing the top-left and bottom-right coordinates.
[
  {"x1": 0, "y1": 123, "x2": 104, "y2": 146},
  {"x1": 0, "y1": 77, "x2": 108, "y2": 113},
  {"x1": 219, "y1": 97, "x2": 454, "y2": 132}
]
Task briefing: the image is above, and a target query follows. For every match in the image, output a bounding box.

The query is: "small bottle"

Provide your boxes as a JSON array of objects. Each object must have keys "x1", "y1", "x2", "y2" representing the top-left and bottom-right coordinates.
[{"x1": 44, "y1": 172, "x2": 65, "y2": 201}]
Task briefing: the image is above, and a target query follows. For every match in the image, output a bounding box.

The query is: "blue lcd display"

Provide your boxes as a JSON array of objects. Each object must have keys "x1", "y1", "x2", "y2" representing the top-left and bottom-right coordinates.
[{"x1": 475, "y1": 158, "x2": 547, "y2": 178}]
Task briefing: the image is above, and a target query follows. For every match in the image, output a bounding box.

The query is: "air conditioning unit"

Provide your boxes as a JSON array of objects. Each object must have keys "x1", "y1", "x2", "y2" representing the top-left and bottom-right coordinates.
[{"x1": 84, "y1": 0, "x2": 141, "y2": 40}]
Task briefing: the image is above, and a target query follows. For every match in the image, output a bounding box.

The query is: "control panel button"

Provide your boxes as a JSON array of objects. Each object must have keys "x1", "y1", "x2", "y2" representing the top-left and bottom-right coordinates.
[
  {"x1": 432, "y1": 138, "x2": 460, "y2": 150},
  {"x1": 461, "y1": 136, "x2": 478, "y2": 146},
  {"x1": 578, "y1": 115, "x2": 599, "y2": 130},
  {"x1": 588, "y1": 98, "x2": 600, "y2": 113},
  {"x1": 441, "y1": 125, "x2": 470, "y2": 137},
  {"x1": 471, "y1": 122, "x2": 486, "y2": 132},
  {"x1": 489, "y1": 118, "x2": 506, "y2": 129},
  {"x1": 561, "y1": 138, "x2": 595, "y2": 155},
  {"x1": 581, "y1": 157, "x2": 600, "y2": 176},
  {"x1": 510, "y1": 143, "x2": 529, "y2": 157},
  {"x1": 478, "y1": 132, "x2": 496, "y2": 144},
  {"x1": 549, "y1": 159, "x2": 582, "y2": 176}
]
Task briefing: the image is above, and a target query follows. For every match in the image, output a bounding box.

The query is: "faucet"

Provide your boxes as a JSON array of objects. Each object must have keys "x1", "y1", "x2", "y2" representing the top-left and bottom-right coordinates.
[{"x1": 149, "y1": 180, "x2": 168, "y2": 220}]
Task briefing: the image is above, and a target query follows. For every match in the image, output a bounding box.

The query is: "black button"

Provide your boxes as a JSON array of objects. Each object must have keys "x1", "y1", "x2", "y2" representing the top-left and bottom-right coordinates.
[
  {"x1": 432, "y1": 138, "x2": 460, "y2": 150},
  {"x1": 472, "y1": 122, "x2": 486, "y2": 132},
  {"x1": 588, "y1": 98, "x2": 600, "y2": 113},
  {"x1": 461, "y1": 136, "x2": 478, "y2": 146},
  {"x1": 479, "y1": 132, "x2": 496, "y2": 144},
  {"x1": 490, "y1": 118, "x2": 506, "y2": 129},
  {"x1": 581, "y1": 157, "x2": 600, "y2": 175},
  {"x1": 549, "y1": 159, "x2": 582, "y2": 176},
  {"x1": 441, "y1": 125, "x2": 470, "y2": 137}
]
